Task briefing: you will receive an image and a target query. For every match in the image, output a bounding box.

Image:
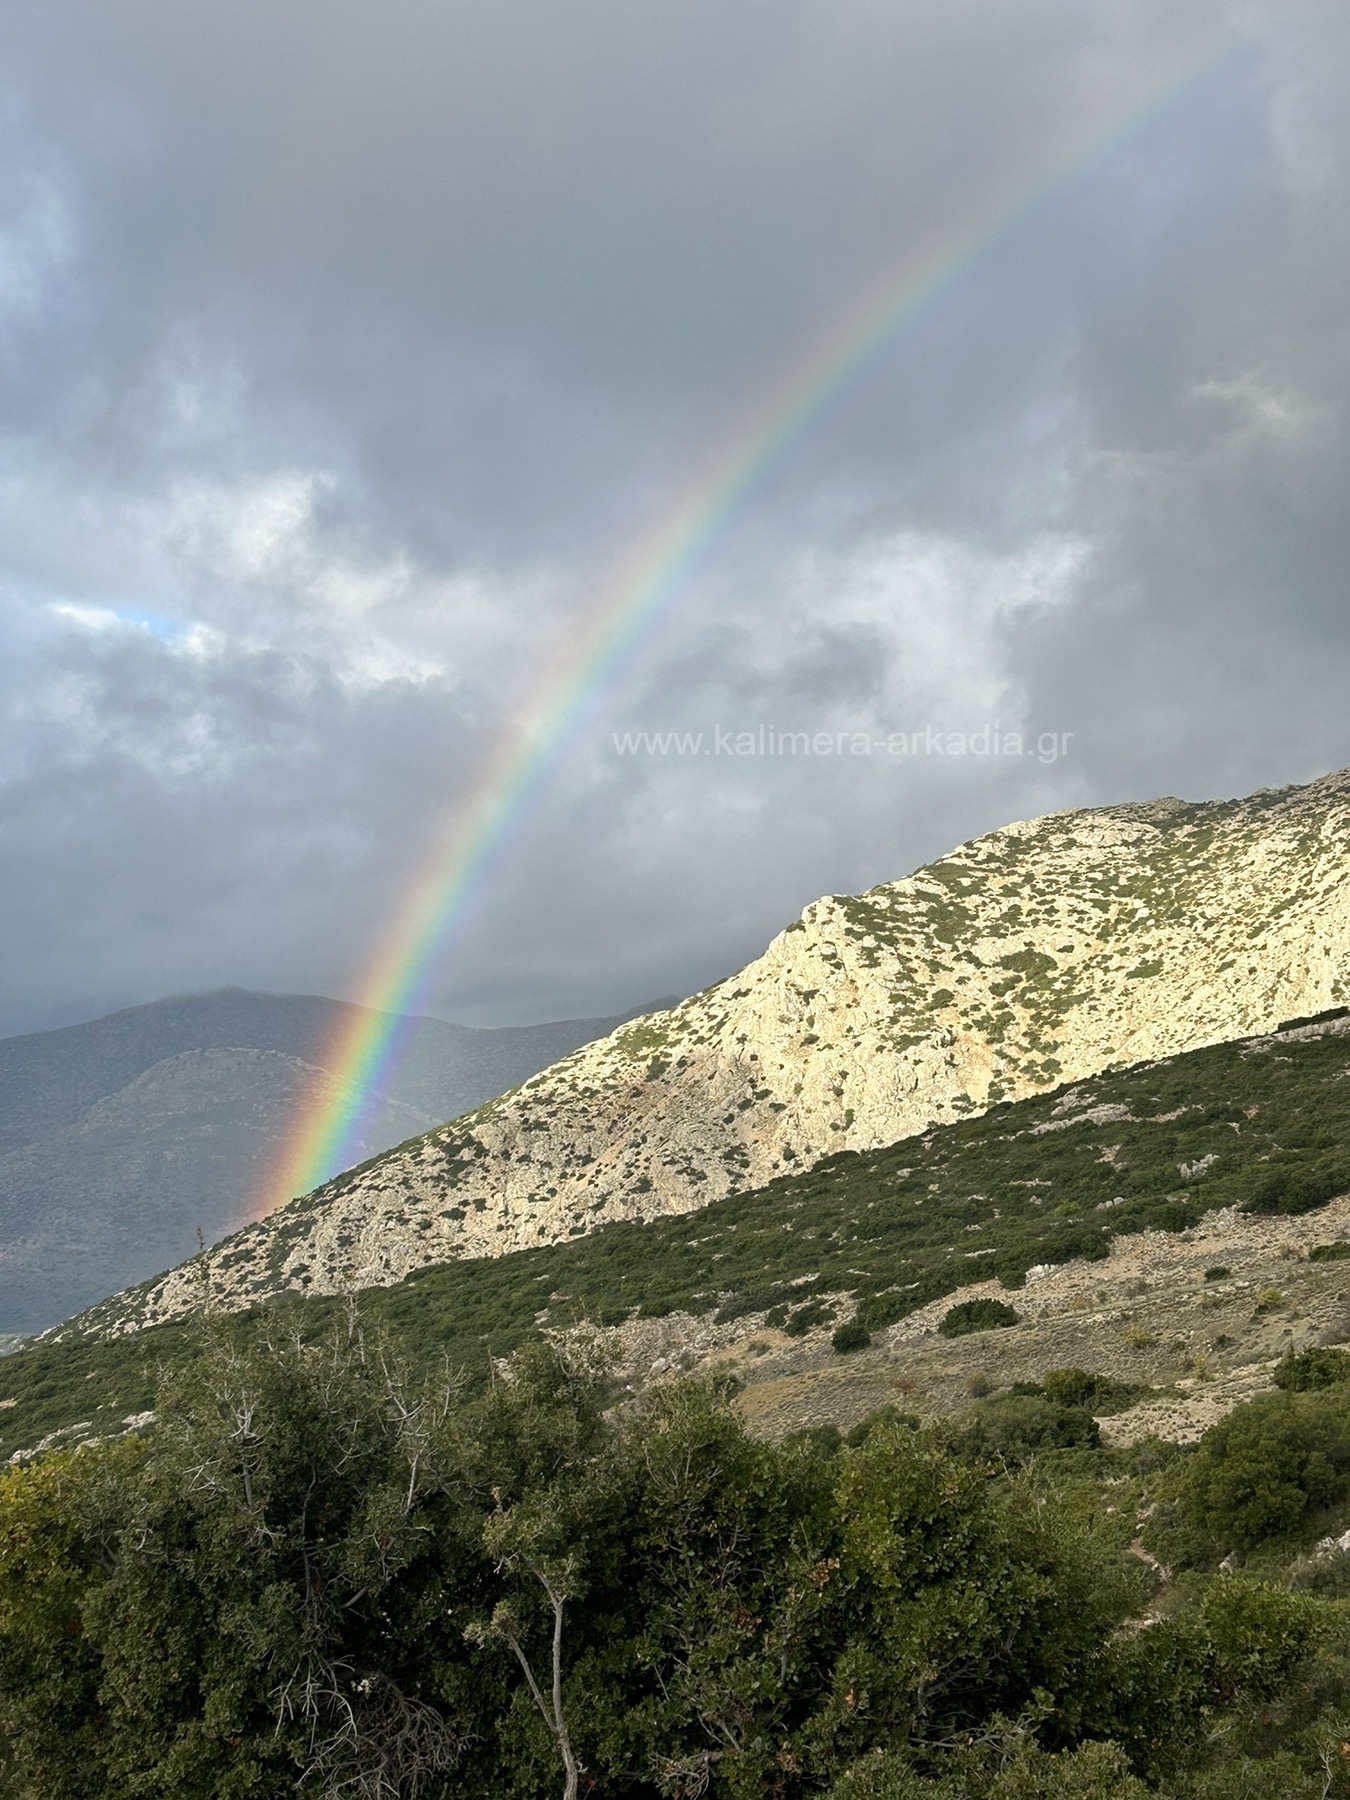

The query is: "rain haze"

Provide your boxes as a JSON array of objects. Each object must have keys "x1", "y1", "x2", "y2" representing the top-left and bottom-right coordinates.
[{"x1": 3, "y1": 0, "x2": 1349, "y2": 1037}]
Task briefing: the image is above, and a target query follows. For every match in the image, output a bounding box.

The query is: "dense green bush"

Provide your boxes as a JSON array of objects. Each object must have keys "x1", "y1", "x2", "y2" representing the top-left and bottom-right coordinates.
[
  {"x1": 824, "y1": 1736, "x2": 1151, "y2": 1798},
  {"x1": 845, "y1": 1405, "x2": 919, "y2": 1447},
  {"x1": 1273, "y1": 1347, "x2": 1350, "y2": 1392},
  {"x1": 1038, "y1": 1367, "x2": 1139, "y2": 1412},
  {"x1": 940, "y1": 1298, "x2": 1019, "y2": 1337},
  {"x1": 832, "y1": 1317, "x2": 872, "y2": 1354},
  {"x1": 1244, "y1": 1158, "x2": 1350, "y2": 1217},
  {"x1": 1161, "y1": 1387, "x2": 1350, "y2": 1559},
  {"x1": 949, "y1": 1393, "x2": 1101, "y2": 1460},
  {"x1": 784, "y1": 1299, "x2": 832, "y2": 1337},
  {"x1": 1075, "y1": 1578, "x2": 1327, "y2": 1784}
]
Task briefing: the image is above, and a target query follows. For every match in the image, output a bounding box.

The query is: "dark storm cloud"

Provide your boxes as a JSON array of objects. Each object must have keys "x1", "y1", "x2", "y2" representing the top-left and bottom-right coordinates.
[{"x1": 2, "y1": 1, "x2": 1349, "y2": 1034}]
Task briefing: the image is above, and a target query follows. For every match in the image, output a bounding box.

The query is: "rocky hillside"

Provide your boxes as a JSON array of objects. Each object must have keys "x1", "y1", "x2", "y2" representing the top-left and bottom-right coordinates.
[
  {"x1": 107, "y1": 769, "x2": 1350, "y2": 1330},
  {"x1": 14, "y1": 1007, "x2": 1350, "y2": 1461}
]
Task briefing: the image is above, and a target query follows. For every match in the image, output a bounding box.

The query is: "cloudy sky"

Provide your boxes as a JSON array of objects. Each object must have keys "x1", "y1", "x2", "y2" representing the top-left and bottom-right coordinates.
[{"x1": 3, "y1": 0, "x2": 1349, "y2": 1037}]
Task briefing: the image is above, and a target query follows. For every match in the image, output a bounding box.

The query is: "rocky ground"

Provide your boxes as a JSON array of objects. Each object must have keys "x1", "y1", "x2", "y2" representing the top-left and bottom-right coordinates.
[{"x1": 581, "y1": 1195, "x2": 1350, "y2": 1444}]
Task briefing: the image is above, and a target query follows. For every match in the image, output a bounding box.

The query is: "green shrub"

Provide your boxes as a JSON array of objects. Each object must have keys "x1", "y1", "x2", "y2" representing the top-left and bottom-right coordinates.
[
  {"x1": 784, "y1": 1300, "x2": 831, "y2": 1337},
  {"x1": 950, "y1": 1394, "x2": 1100, "y2": 1459},
  {"x1": 940, "y1": 1298, "x2": 1019, "y2": 1337},
  {"x1": 825, "y1": 1737, "x2": 1151, "y2": 1798},
  {"x1": 845, "y1": 1405, "x2": 919, "y2": 1447},
  {"x1": 832, "y1": 1317, "x2": 872, "y2": 1354},
  {"x1": 1204, "y1": 1266, "x2": 1230, "y2": 1281},
  {"x1": 780, "y1": 1422, "x2": 843, "y2": 1456},
  {"x1": 714, "y1": 1289, "x2": 779, "y2": 1324},
  {"x1": 857, "y1": 1291, "x2": 914, "y2": 1333},
  {"x1": 1277, "y1": 1005, "x2": 1350, "y2": 1032},
  {"x1": 1197, "y1": 1576, "x2": 1321, "y2": 1705},
  {"x1": 1167, "y1": 1388, "x2": 1350, "y2": 1556},
  {"x1": 1309, "y1": 1240, "x2": 1350, "y2": 1263},
  {"x1": 1243, "y1": 1158, "x2": 1350, "y2": 1216},
  {"x1": 1038, "y1": 1367, "x2": 1137, "y2": 1412},
  {"x1": 1272, "y1": 1346, "x2": 1350, "y2": 1392},
  {"x1": 1082, "y1": 1578, "x2": 1322, "y2": 1782},
  {"x1": 1037, "y1": 1367, "x2": 1096, "y2": 1407}
]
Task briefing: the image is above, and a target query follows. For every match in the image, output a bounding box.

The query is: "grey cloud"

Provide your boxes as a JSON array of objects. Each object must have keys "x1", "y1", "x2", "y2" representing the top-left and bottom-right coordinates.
[{"x1": 4, "y1": 0, "x2": 1350, "y2": 1039}]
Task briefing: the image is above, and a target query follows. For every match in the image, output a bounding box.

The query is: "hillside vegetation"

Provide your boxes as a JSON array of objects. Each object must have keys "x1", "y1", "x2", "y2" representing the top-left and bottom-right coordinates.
[{"x1": 7, "y1": 1323, "x2": 1350, "y2": 1797}]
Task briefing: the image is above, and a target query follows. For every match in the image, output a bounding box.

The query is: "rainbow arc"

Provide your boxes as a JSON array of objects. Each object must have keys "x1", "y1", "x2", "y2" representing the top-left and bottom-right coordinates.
[{"x1": 255, "y1": 33, "x2": 1243, "y2": 1218}]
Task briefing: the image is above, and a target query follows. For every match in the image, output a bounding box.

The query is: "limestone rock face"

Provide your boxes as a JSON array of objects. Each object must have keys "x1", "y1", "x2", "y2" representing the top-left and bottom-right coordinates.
[{"x1": 95, "y1": 770, "x2": 1350, "y2": 1331}]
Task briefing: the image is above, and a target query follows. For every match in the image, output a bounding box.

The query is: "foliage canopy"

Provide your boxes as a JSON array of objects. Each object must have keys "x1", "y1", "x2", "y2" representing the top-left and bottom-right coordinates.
[{"x1": 5, "y1": 1319, "x2": 1350, "y2": 1797}]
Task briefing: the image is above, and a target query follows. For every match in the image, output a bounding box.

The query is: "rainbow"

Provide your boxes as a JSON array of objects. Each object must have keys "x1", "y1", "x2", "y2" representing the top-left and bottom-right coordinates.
[{"x1": 255, "y1": 31, "x2": 1243, "y2": 1217}]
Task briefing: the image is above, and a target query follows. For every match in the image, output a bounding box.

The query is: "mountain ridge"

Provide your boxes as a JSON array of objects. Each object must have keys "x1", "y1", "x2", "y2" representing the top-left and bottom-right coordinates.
[
  {"x1": 94, "y1": 768, "x2": 1350, "y2": 1333},
  {"x1": 0, "y1": 987, "x2": 670, "y2": 1157}
]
